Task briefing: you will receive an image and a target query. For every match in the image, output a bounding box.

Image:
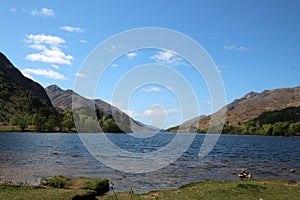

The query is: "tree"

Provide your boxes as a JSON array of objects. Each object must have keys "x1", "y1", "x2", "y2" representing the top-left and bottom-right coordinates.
[
  {"x1": 272, "y1": 121, "x2": 289, "y2": 136},
  {"x1": 62, "y1": 119, "x2": 75, "y2": 131},
  {"x1": 262, "y1": 124, "x2": 273, "y2": 136},
  {"x1": 61, "y1": 110, "x2": 75, "y2": 131},
  {"x1": 33, "y1": 108, "x2": 59, "y2": 132},
  {"x1": 10, "y1": 114, "x2": 28, "y2": 131},
  {"x1": 289, "y1": 122, "x2": 300, "y2": 135}
]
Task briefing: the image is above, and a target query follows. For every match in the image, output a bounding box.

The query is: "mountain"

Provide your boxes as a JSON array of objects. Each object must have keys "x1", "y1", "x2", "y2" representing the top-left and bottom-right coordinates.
[
  {"x1": 45, "y1": 84, "x2": 158, "y2": 132},
  {"x1": 170, "y1": 86, "x2": 300, "y2": 132},
  {"x1": 0, "y1": 52, "x2": 53, "y2": 122}
]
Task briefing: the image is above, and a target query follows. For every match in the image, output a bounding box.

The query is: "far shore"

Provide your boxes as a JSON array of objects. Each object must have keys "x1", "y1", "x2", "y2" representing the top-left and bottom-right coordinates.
[{"x1": 1, "y1": 127, "x2": 299, "y2": 138}]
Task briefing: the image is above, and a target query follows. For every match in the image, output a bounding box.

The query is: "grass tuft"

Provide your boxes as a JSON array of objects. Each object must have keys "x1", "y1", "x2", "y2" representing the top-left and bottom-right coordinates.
[{"x1": 40, "y1": 175, "x2": 70, "y2": 188}]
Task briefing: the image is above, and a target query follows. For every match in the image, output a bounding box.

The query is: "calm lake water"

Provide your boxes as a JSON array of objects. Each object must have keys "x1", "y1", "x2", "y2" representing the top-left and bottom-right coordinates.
[{"x1": 0, "y1": 132, "x2": 299, "y2": 193}]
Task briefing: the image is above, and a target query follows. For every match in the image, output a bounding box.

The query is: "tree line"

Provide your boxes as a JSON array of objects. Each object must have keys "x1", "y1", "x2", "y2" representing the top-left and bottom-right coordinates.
[
  {"x1": 218, "y1": 106, "x2": 300, "y2": 136},
  {"x1": 220, "y1": 121, "x2": 300, "y2": 136},
  {"x1": 10, "y1": 108, "x2": 75, "y2": 132},
  {"x1": 9, "y1": 107, "x2": 132, "y2": 133}
]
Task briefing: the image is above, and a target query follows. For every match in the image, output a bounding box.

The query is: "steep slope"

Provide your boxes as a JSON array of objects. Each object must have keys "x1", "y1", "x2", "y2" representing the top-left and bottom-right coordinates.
[
  {"x1": 45, "y1": 84, "x2": 158, "y2": 132},
  {"x1": 171, "y1": 86, "x2": 300, "y2": 132},
  {"x1": 0, "y1": 52, "x2": 53, "y2": 122}
]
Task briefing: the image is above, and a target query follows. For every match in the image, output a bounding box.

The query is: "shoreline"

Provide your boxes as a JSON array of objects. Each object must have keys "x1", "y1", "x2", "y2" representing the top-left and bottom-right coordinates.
[
  {"x1": 1, "y1": 130, "x2": 299, "y2": 138},
  {"x1": 1, "y1": 178, "x2": 300, "y2": 200}
]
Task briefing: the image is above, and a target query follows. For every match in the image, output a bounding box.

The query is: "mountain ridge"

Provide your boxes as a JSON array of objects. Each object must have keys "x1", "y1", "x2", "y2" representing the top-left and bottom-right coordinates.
[
  {"x1": 0, "y1": 52, "x2": 54, "y2": 122},
  {"x1": 170, "y1": 85, "x2": 300, "y2": 132},
  {"x1": 45, "y1": 84, "x2": 159, "y2": 132}
]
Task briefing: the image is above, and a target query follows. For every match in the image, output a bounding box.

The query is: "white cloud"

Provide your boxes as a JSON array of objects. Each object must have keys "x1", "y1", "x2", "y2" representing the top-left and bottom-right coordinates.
[
  {"x1": 121, "y1": 109, "x2": 137, "y2": 118},
  {"x1": 9, "y1": 8, "x2": 17, "y2": 12},
  {"x1": 204, "y1": 100, "x2": 211, "y2": 105},
  {"x1": 110, "y1": 45, "x2": 123, "y2": 50},
  {"x1": 22, "y1": 72, "x2": 34, "y2": 80},
  {"x1": 26, "y1": 34, "x2": 65, "y2": 46},
  {"x1": 166, "y1": 86, "x2": 174, "y2": 91},
  {"x1": 31, "y1": 8, "x2": 55, "y2": 16},
  {"x1": 112, "y1": 101, "x2": 124, "y2": 108},
  {"x1": 103, "y1": 99, "x2": 124, "y2": 108},
  {"x1": 21, "y1": 68, "x2": 67, "y2": 80},
  {"x1": 126, "y1": 51, "x2": 137, "y2": 59},
  {"x1": 144, "y1": 108, "x2": 180, "y2": 117},
  {"x1": 26, "y1": 49, "x2": 73, "y2": 65},
  {"x1": 51, "y1": 64, "x2": 59, "y2": 69},
  {"x1": 142, "y1": 87, "x2": 161, "y2": 92},
  {"x1": 224, "y1": 45, "x2": 247, "y2": 52},
  {"x1": 25, "y1": 34, "x2": 73, "y2": 65},
  {"x1": 223, "y1": 41, "x2": 247, "y2": 52},
  {"x1": 60, "y1": 26, "x2": 84, "y2": 33},
  {"x1": 150, "y1": 49, "x2": 184, "y2": 65},
  {"x1": 75, "y1": 72, "x2": 87, "y2": 78},
  {"x1": 110, "y1": 63, "x2": 118, "y2": 67},
  {"x1": 129, "y1": 107, "x2": 180, "y2": 118},
  {"x1": 216, "y1": 64, "x2": 230, "y2": 73},
  {"x1": 80, "y1": 39, "x2": 88, "y2": 43}
]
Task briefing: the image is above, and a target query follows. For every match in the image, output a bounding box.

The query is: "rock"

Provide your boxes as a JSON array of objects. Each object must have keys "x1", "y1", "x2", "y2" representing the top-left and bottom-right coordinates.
[{"x1": 289, "y1": 169, "x2": 295, "y2": 173}]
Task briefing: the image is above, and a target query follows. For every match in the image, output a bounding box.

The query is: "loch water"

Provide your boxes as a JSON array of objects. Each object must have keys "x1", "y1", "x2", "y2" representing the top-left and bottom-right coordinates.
[{"x1": 0, "y1": 132, "x2": 299, "y2": 193}]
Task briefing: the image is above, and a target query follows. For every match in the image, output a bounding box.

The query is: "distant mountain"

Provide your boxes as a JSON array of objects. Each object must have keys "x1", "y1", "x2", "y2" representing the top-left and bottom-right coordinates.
[
  {"x1": 45, "y1": 84, "x2": 114, "y2": 114},
  {"x1": 170, "y1": 86, "x2": 300, "y2": 132},
  {"x1": 0, "y1": 52, "x2": 53, "y2": 122},
  {"x1": 45, "y1": 84, "x2": 159, "y2": 132}
]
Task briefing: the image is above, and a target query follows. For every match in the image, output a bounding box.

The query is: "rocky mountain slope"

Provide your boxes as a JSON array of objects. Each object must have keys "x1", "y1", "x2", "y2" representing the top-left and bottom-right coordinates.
[
  {"x1": 0, "y1": 52, "x2": 53, "y2": 122},
  {"x1": 45, "y1": 84, "x2": 158, "y2": 132},
  {"x1": 171, "y1": 86, "x2": 300, "y2": 132}
]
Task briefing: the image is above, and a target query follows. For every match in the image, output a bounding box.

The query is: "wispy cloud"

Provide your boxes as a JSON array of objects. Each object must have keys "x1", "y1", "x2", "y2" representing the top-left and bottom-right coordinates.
[
  {"x1": 60, "y1": 26, "x2": 84, "y2": 33},
  {"x1": 166, "y1": 86, "x2": 174, "y2": 91},
  {"x1": 51, "y1": 64, "x2": 59, "y2": 69},
  {"x1": 142, "y1": 87, "x2": 161, "y2": 92},
  {"x1": 126, "y1": 51, "x2": 137, "y2": 59},
  {"x1": 21, "y1": 68, "x2": 67, "y2": 80},
  {"x1": 144, "y1": 108, "x2": 180, "y2": 117},
  {"x1": 110, "y1": 63, "x2": 118, "y2": 68},
  {"x1": 75, "y1": 72, "x2": 87, "y2": 78},
  {"x1": 9, "y1": 8, "x2": 17, "y2": 12},
  {"x1": 223, "y1": 41, "x2": 248, "y2": 52},
  {"x1": 224, "y1": 44, "x2": 247, "y2": 52},
  {"x1": 150, "y1": 49, "x2": 187, "y2": 66},
  {"x1": 31, "y1": 8, "x2": 55, "y2": 17},
  {"x1": 216, "y1": 64, "x2": 230, "y2": 73},
  {"x1": 121, "y1": 109, "x2": 136, "y2": 117},
  {"x1": 204, "y1": 100, "x2": 211, "y2": 105},
  {"x1": 128, "y1": 107, "x2": 180, "y2": 118},
  {"x1": 24, "y1": 34, "x2": 73, "y2": 65},
  {"x1": 80, "y1": 39, "x2": 88, "y2": 43}
]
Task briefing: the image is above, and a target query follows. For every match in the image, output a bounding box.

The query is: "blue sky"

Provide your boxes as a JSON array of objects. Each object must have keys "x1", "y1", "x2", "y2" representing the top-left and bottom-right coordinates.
[{"x1": 1, "y1": 0, "x2": 299, "y2": 128}]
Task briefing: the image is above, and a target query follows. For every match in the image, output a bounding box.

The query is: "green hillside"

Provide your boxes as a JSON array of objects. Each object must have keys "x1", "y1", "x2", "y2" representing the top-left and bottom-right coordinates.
[{"x1": 0, "y1": 52, "x2": 53, "y2": 123}]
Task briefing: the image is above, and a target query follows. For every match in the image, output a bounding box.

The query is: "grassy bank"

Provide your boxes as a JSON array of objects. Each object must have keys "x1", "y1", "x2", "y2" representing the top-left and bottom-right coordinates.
[
  {"x1": 0, "y1": 176, "x2": 109, "y2": 200},
  {"x1": 102, "y1": 179, "x2": 300, "y2": 200},
  {"x1": 1, "y1": 178, "x2": 299, "y2": 200}
]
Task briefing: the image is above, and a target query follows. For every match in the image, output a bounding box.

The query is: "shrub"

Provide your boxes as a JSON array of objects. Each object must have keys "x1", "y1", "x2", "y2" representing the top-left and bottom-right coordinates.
[{"x1": 83, "y1": 178, "x2": 109, "y2": 195}]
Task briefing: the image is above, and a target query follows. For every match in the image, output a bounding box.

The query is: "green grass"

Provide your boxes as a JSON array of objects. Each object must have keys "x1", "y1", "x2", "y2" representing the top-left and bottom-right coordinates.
[
  {"x1": 101, "y1": 179, "x2": 300, "y2": 200},
  {"x1": 0, "y1": 184, "x2": 88, "y2": 200},
  {"x1": 0, "y1": 176, "x2": 109, "y2": 200},
  {"x1": 41, "y1": 175, "x2": 71, "y2": 188},
  {"x1": 1, "y1": 178, "x2": 300, "y2": 200}
]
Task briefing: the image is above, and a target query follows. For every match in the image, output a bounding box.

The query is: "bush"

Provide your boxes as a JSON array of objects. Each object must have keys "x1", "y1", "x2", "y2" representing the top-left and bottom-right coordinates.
[
  {"x1": 83, "y1": 178, "x2": 109, "y2": 195},
  {"x1": 40, "y1": 176, "x2": 70, "y2": 188}
]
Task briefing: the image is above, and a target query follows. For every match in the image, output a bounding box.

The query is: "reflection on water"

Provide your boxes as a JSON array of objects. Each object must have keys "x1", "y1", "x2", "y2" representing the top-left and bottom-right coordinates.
[{"x1": 0, "y1": 132, "x2": 299, "y2": 193}]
